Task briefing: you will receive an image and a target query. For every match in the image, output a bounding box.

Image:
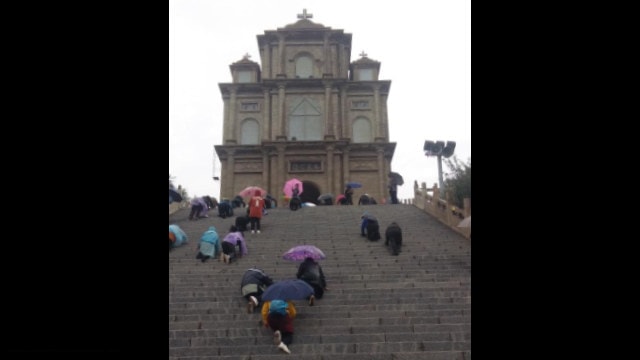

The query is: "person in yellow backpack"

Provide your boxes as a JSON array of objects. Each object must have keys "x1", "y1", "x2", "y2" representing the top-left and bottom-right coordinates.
[{"x1": 261, "y1": 299, "x2": 296, "y2": 354}]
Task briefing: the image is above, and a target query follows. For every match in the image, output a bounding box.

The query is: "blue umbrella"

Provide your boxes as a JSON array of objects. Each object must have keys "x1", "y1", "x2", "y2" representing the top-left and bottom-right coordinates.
[
  {"x1": 346, "y1": 182, "x2": 362, "y2": 188},
  {"x1": 261, "y1": 279, "x2": 315, "y2": 301}
]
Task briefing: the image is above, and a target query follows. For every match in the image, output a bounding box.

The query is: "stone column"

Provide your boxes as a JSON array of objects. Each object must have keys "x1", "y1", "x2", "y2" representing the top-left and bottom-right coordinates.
[
  {"x1": 277, "y1": 144, "x2": 286, "y2": 198},
  {"x1": 277, "y1": 84, "x2": 286, "y2": 140},
  {"x1": 373, "y1": 84, "x2": 382, "y2": 141},
  {"x1": 463, "y1": 198, "x2": 471, "y2": 217},
  {"x1": 377, "y1": 147, "x2": 385, "y2": 202},
  {"x1": 227, "y1": 87, "x2": 237, "y2": 144},
  {"x1": 278, "y1": 35, "x2": 285, "y2": 76},
  {"x1": 340, "y1": 86, "x2": 347, "y2": 139},
  {"x1": 342, "y1": 146, "x2": 350, "y2": 193},
  {"x1": 323, "y1": 82, "x2": 334, "y2": 139},
  {"x1": 326, "y1": 144, "x2": 334, "y2": 193},
  {"x1": 264, "y1": 42, "x2": 272, "y2": 79},
  {"x1": 221, "y1": 96, "x2": 229, "y2": 143},
  {"x1": 225, "y1": 149, "x2": 236, "y2": 199},
  {"x1": 263, "y1": 89, "x2": 270, "y2": 141},
  {"x1": 262, "y1": 150, "x2": 269, "y2": 190}
]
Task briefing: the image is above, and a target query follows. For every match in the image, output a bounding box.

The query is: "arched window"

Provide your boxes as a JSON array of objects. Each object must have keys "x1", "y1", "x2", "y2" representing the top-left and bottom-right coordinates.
[
  {"x1": 240, "y1": 119, "x2": 260, "y2": 144},
  {"x1": 289, "y1": 98, "x2": 322, "y2": 141},
  {"x1": 295, "y1": 56, "x2": 313, "y2": 78},
  {"x1": 352, "y1": 117, "x2": 372, "y2": 143}
]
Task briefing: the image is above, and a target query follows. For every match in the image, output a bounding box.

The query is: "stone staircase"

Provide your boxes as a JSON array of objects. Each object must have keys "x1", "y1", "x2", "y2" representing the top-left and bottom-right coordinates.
[{"x1": 169, "y1": 204, "x2": 471, "y2": 359}]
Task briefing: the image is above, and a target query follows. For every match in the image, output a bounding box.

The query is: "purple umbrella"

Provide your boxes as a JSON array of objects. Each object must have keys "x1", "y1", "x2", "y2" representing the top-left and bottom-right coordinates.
[
  {"x1": 282, "y1": 245, "x2": 326, "y2": 261},
  {"x1": 261, "y1": 279, "x2": 315, "y2": 301}
]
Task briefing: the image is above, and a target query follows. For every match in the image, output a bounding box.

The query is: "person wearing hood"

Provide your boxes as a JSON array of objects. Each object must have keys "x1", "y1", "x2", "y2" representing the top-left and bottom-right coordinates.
[
  {"x1": 358, "y1": 193, "x2": 373, "y2": 205},
  {"x1": 360, "y1": 212, "x2": 381, "y2": 240},
  {"x1": 344, "y1": 185, "x2": 354, "y2": 205},
  {"x1": 248, "y1": 190, "x2": 265, "y2": 234},
  {"x1": 221, "y1": 225, "x2": 247, "y2": 264},
  {"x1": 240, "y1": 267, "x2": 274, "y2": 313},
  {"x1": 296, "y1": 257, "x2": 327, "y2": 301},
  {"x1": 196, "y1": 226, "x2": 220, "y2": 263},
  {"x1": 261, "y1": 299, "x2": 296, "y2": 354},
  {"x1": 169, "y1": 224, "x2": 187, "y2": 250}
]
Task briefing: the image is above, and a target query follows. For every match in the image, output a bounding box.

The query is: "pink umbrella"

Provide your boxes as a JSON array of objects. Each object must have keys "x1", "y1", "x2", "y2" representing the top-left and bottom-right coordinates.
[
  {"x1": 283, "y1": 178, "x2": 303, "y2": 198},
  {"x1": 238, "y1": 186, "x2": 266, "y2": 198},
  {"x1": 335, "y1": 194, "x2": 346, "y2": 204}
]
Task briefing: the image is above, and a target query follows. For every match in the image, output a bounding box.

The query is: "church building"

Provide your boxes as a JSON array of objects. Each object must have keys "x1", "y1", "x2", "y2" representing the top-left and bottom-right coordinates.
[{"x1": 214, "y1": 9, "x2": 396, "y2": 204}]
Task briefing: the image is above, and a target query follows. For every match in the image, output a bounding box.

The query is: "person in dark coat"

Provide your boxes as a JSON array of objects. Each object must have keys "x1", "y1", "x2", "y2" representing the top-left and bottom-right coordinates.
[
  {"x1": 344, "y1": 185, "x2": 354, "y2": 205},
  {"x1": 235, "y1": 208, "x2": 250, "y2": 231},
  {"x1": 241, "y1": 267, "x2": 274, "y2": 313},
  {"x1": 231, "y1": 195, "x2": 246, "y2": 209},
  {"x1": 265, "y1": 194, "x2": 277, "y2": 208},
  {"x1": 358, "y1": 194, "x2": 372, "y2": 205},
  {"x1": 218, "y1": 199, "x2": 233, "y2": 218},
  {"x1": 384, "y1": 222, "x2": 403, "y2": 256},
  {"x1": 360, "y1": 212, "x2": 381, "y2": 241},
  {"x1": 296, "y1": 257, "x2": 327, "y2": 301}
]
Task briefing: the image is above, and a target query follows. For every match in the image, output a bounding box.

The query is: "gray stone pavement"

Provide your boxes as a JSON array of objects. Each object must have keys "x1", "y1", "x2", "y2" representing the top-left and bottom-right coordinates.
[{"x1": 169, "y1": 203, "x2": 471, "y2": 359}]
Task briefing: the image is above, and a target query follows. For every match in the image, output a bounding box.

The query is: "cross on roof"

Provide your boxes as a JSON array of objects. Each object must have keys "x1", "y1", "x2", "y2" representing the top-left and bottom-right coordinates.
[
  {"x1": 297, "y1": 9, "x2": 313, "y2": 20},
  {"x1": 243, "y1": 53, "x2": 251, "y2": 60},
  {"x1": 359, "y1": 51, "x2": 368, "y2": 58}
]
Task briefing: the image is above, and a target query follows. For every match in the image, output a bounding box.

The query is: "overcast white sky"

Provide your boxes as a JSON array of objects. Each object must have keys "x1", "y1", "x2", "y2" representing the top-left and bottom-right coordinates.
[{"x1": 169, "y1": 0, "x2": 470, "y2": 201}]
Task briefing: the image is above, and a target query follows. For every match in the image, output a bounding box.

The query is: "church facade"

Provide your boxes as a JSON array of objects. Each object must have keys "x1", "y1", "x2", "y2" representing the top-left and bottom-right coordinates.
[{"x1": 214, "y1": 10, "x2": 396, "y2": 204}]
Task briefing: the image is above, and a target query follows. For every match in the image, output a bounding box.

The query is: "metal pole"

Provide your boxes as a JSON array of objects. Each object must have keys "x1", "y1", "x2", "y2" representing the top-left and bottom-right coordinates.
[{"x1": 437, "y1": 154, "x2": 444, "y2": 195}]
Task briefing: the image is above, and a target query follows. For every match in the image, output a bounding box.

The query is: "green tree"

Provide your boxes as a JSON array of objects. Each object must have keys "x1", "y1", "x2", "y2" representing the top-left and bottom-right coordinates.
[
  {"x1": 443, "y1": 156, "x2": 471, "y2": 209},
  {"x1": 169, "y1": 174, "x2": 190, "y2": 202},
  {"x1": 178, "y1": 185, "x2": 189, "y2": 201}
]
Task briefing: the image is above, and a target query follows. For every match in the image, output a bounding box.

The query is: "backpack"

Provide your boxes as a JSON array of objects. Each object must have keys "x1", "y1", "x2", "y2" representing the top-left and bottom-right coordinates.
[{"x1": 269, "y1": 300, "x2": 288, "y2": 315}]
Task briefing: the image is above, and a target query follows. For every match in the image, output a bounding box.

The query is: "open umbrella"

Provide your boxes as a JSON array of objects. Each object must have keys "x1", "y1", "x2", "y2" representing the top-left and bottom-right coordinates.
[
  {"x1": 261, "y1": 279, "x2": 315, "y2": 301},
  {"x1": 388, "y1": 172, "x2": 404, "y2": 186},
  {"x1": 335, "y1": 194, "x2": 346, "y2": 204},
  {"x1": 457, "y1": 216, "x2": 471, "y2": 228},
  {"x1": 283, "y1": 178, "x2": 303, "y2": 198},
  {"x1": 238, "y1": 186, "x2": 266, "y2": 198},
  {"x1": 282, "y1": 245, "x2": 326, "y2": 261},
  {"x1": 317, "y1": 193, "x2": 334, "y2": 205},
  {"x1": 346, "y1": 181, "x2": 362, "y2": 188}
]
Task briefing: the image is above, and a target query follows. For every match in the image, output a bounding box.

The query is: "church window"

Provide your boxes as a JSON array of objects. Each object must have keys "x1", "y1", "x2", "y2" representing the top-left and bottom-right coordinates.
[
  {"x1": 237, "y1": 70, "x2": 252, "y2": 83},
  {"x1": 352, "y1": 117, "x2": 372, "y2": 143},
  {"x1": 240, "y1": 118, "x2": 260, "y2": 144},
  {"x1": 289, "y1": 98, "x2": 322, "y2": 141},
  {"x1": 295, "y1": 56, "x2": 313, "y2": 78},
  {"x1": 359, "y1": 68, "x2": 373, "y2": 81}
]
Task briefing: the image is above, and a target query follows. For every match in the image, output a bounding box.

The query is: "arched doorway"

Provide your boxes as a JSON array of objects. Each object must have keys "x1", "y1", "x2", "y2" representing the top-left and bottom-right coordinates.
[{"x1": 300, "y1": 180, "x2": 321, "y2": 205}]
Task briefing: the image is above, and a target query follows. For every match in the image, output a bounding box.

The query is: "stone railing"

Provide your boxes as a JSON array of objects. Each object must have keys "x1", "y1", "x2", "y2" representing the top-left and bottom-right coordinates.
[
  {"x1": 411, "y1": 182, "x2": 471, "y2": 240},
  {"x1": 169, "y1": 201, "x2": 188, "y2": 215}
]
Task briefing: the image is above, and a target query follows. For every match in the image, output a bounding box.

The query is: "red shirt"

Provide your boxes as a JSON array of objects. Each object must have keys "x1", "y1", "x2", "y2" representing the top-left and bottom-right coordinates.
[{"x1": 249, "y1": 196, "x2": 265, "y2": 218}]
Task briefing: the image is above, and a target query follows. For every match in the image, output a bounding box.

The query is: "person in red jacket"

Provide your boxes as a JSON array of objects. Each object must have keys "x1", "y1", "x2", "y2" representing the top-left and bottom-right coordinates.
[{"x1": 248, "y1": 190, "x2": 265, "y2": 234}]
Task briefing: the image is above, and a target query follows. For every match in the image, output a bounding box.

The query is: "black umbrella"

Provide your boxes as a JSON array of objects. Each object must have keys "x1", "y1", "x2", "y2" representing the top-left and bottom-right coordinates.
[
  {"x1": 388, "y1": 172, "x2": 404, "y2": 186},
  {"x1": 317, "y1": 193, "x2": 334, "y2": 205}
]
